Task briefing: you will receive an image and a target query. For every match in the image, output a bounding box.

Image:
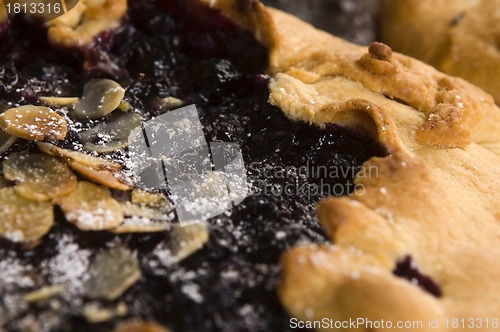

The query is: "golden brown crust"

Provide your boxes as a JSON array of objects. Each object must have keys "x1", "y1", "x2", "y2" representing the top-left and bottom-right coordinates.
[
  {"x1": 47, "y1": 0, "x2": 127, "y2": 48},
  {"x1": 266, "y1": 8, "x2": 500, "y2": 151},
  {"x1": 380, "y1": 0, "x2": 500, "y2": 105},
  {"x1": 202, "y1": 0, "x2": 500, "y2": 330}
]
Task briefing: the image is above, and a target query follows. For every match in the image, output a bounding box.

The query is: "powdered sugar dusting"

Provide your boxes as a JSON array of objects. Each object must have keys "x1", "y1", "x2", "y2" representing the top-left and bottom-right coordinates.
[
  {"x1": 0, "y1": 253, "x2": 37, "y2": 323},
  {"x1": 43, "y1": 234, "x2": 91, "y2": 296},
  {"x1": 67, "y1": 207, "x2": 117, "y2": 230},
  {"x1": 181, "y1": 283, "x2": 204, "y2": 303}
]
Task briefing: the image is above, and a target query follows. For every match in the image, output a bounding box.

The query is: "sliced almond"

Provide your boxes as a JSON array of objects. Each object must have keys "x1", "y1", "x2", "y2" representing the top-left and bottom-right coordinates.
[
  {"x1": 37, "y1": 142, "x2": 122, "y2": 171},
  {"x1": 131, "y1": 189, "x2": 170, "y2": 207},
  {"x1": 0, "y1": 105, "x2": 67, "y2": 141},
  {"x1": 82, "y1": 302, "x2": 128, "y2": 324},
  {"x1": 39, "y1": 96, "x2": 79, "y2": 108},
  {"x1": 55, "y1": 181, "x2": 123, "y2": 231},
  {"x1": 112, "y1": 189, "x2": 173, "y2": 233},
  {"x1": 24, "y1": 285, "x2": 65, "y2": 303},
  {"x1": 112, "y1": 217, "x2": 171, "y2": 234},
  {"x1": 118, "y1": 100, "x2": 132, "y2": 112},
  {"x1": 113, "y1": 320, "x2": 171, "y2": 332},
  {"x1": 168, "y1": 223, "x2": 209, "y2": 264},
  {"x1": 78, "y1": 112, "x2": 142, "y2": 153},
  {"x1": 74, "y1": 79, "x2": 125, "y2": 119},
  {"x1": 0, "y1": 188, "x2": 54, "y2": 242},
  {"x1": 85, "y1": 246, "x2": 140, "y2": 300},
  {"x1": 36, "y1": 141, "x2": 59, "y2": 157},
  {"x1": 68, "y1": 161, "x2": 134, "y2": 191},
  {"x1": 113, "y1": 203, "x2": 172, "y2": 234},
  {"x1": 37, "y1": 142, "x2": 134, "y2": 190},
  {"x1": 3, "y1": 153, "x2": 77, "y2": 201},
  {"x1": 150, "y1": 96, "x2": 184, "y2": 112},
  {"x1": 123, "y1": 205, "x2": 166, "y2": 221}
]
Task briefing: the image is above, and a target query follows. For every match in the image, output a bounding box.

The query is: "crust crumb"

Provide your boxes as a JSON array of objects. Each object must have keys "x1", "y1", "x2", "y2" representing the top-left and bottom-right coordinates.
[
  {"x1": 416, "y1": 104, "x2": 471, "y2": 148},
  {"x1": 369, "y1": 42, "x2": 393, "y2": 61},
  {"x1": 357, "y1": 42, "x2": 397, "y2": 75}
]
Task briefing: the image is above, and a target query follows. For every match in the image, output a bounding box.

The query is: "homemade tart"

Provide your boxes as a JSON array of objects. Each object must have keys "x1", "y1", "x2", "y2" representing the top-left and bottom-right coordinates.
[
  {"x1": 0, "y1": 0, "x2": 381, "y2": 331},
  {"x1": 0, "y1": 0, "x2": 499, "y2": 331},
  {"x1": 379, "y1": 0, "x2": 500, "y2": 105}
]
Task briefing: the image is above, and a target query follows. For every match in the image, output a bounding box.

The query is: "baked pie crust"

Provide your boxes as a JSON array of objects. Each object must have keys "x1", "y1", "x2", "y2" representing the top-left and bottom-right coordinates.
[
  {"x1": 46, "y1": 0, "x2": 127, "y2": 47},
  {"x1": 380, "y1": 0, "x2": 500, "y2": 105},
  {"x1": 202, "y1": 0, "x2": 500, "y2": 328}
]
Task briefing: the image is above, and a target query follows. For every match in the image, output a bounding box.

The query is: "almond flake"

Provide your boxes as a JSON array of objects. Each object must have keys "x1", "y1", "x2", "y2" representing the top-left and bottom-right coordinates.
[
  {"x1": 55, "y1": 181, "x2": 123, "y2": 231},
  {"x1": 74, "y1": 79, "x2": 125, "y2": 119},
  {"x1": 0, "y1": 105, "x2": 67, "y2": 141},
  {"x1": 0, "y1": 188, "x2": 54, "y2": 242},
  {"x1": 37, "y1": 142, "x2": 134, "y2": 190},
  {"x1": 85, "y1": 246, "x2": 140, "y2": 300},
  {"x1": 3, "y1": 153, "x2": 77, "y2": 201}
]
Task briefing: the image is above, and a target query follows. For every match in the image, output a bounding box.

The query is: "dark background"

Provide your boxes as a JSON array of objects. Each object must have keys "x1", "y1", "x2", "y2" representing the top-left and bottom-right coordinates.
[{"x1": 262, "y1": 0, "x2": 380, "y2": 45}]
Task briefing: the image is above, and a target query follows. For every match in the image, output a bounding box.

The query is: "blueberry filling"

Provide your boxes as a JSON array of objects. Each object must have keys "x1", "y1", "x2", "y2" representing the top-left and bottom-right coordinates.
[
  {"x1": 393, "y1": 256, "x2": 442, "y2": 298},
  {"x1": 0, "y1": 1, "x2": 384, "y2": 331}
]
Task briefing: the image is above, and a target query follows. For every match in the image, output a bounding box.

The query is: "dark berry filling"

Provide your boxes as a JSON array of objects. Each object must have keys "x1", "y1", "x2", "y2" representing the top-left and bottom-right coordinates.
[
  {"x1": 393, "y1": 256, "x2": 442, "y2": 298},
  {"x1": 0, "y1": 1, "x2": 384, "y2": 332}
]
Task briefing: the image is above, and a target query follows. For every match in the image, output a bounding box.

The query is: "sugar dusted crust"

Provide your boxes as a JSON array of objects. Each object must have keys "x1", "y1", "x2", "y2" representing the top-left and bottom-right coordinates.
[
  {"x1": 201, "y1": 0, "x2": 500, "y2": 330},
  {"x1": 380, "y1": 0, "x2": 500, "y2": 105}
]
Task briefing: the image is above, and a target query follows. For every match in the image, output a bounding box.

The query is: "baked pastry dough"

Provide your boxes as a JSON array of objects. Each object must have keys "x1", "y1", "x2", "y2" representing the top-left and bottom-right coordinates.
[
  {"x1": 47, "y1": 0, "x2": 127, "y2": 47},
  {"x1": 202, "y1": 0, "x2": 500, "y2": 330},
  {"x1": 380, "y1": 0, "x2": 500, "y2": 105},
  {"x1": 0, "y1": 0, "x2": 127, "y2": 47}
]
